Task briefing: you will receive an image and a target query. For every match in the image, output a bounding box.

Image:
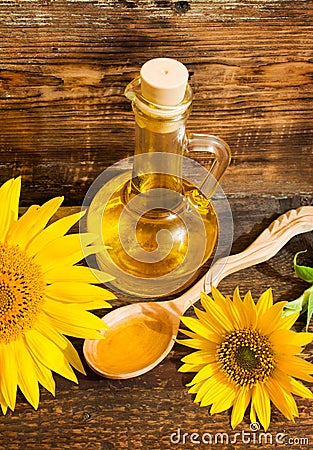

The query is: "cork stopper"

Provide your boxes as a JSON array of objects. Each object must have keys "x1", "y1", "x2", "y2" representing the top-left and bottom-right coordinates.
[{"x1": 140, "y1": 58, "x2": 189, "y2": 106}]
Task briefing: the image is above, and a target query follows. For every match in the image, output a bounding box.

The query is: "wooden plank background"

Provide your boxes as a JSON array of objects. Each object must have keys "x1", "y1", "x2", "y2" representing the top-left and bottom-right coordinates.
[
  {"x1": 0, "y1": 1, "x2": 313, "y2": 449},
  {"x1": 0, "y1": 0, "x2": 312, "y2": 205}
]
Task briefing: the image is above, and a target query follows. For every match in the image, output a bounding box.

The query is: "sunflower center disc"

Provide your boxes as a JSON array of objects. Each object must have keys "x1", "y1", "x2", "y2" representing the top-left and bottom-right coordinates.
[
  {"x1": 235, "y1": 347, "x2": 258, "y2": 370},
  {"x1": 0, "y1": 243, "x2": 44, "y2": 343},
  {"x1": 216, "y1": 328, "x2": 274, "y2": 388}
]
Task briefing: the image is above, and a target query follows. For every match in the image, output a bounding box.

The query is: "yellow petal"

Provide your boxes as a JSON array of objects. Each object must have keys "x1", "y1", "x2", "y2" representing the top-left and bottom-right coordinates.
[
  {"x1": 68, "y1": 300, "x2": 112, "y2": 311},
  {"x1": 243, "y1": 290, "x2": 257, "y2": 328},
  {"x1": 0, "y1": 403, "x2": 8, "y2": 415},
  {"x1": 34, "y1": 314, "x2": 69, "y2": 350},
  {"x1": 278, "y1": 312, "x2": 300, "y2": 330},
  {"x1": 250, "y1": 402, "x2": 257, "y2": 424},
  {"x1": 178, "y1": 362, "x2": 207, "y2": 373},
  {"x1": 181, "y1": 351, "x2": 216, "y2": 366},
  {"x1": 34, "y1": 233, "x2": 96, "y2": 270},
  {"x1": 176, "y1": 338, "x2": 203, "y2": 350},
  {"x1": 10, "y1": 197, "x2": 63, "y2": 249},
  {"x1": 25, "y1": 329, "x2": 78, "y2": 383},
  {"x1": 276, "y1": 354, "x2": 313, "y2": 382},
  {"x1": 6, "y1": 205, "x2": 40, "y2": 246},
  {"x1": 231, "y1": 387, "x2": 251, "y2": 429},
  {"x1": 211, "y1": 285, "x2": 226, "y2": 302},
  {"x1": 44, "y1": 313, "x2": 105, "y2": 340},
  {"x1": 45, "y1": 282, "x2": 115, "y2": 303},
  {"x1": 44, "y1": 265, "x2": 114, "y2": 284},
  {"x1": 193, "y1": 310, "x2": 226, "y2": 341},
  {"x1": 25, "y1": 196, "x2": 64, "y2": 243},
  {"x1": 0, "y1": 178, "x2": 16, "y2": 242},
  {"x1": 193, "y1": 305, "x2": 225, "y2": 337},
  {"x1": 258, "y1": 301, "x2": 287, "y2": 335},
  {"x1": 176, "y1": 338, "x2": 217, "y2": 352},
  {"x1": 178, "y1": 329, "x2": 219, "y2": 355},
  {"x1": 271, "y1": 366, "x2": 293, "y2": 390},
  {"x1": 33, "y1": 360, "x2": 55, "y2": 396},
  {"x1": 0, "y1": 341, "x2": 18, "y2": 411},
  {"x1": 270, "y1": 329, "x2": 313, "y2": 348},
  {"x1": 232, "y1": 287, "x2": 250, "y2": 328},
  {"x1": 26, "y1": 210, "x2": 85, "y2": 256},
  {"x1": 198, "y1": 372, "x2": 232, "y2": 407},
  {"x1": 0, "y1": 178, "x2": 14, "y2": 203},
  {"x1": 0, "y1": 387, "x2": 8, "y2": 415},
  {"x1": 9, "y1": 177, "x2": 21, "y2": 222},
  {"x1": 178, "y1": 329, "x2": 198, "y2": 339},
  {"x1": 188, "y1": 362, "x2": 219, "y2": 385},
  {"x1": 252, "y1": 383, "x2": 271, "y2": 431},
  {"x1": 14, "y1": 337, "x2": 40, "y2": 410},
  {"x1": 211, "y1": 287, "x2": 242, "y2": 329},
  {"x1": 286, "y1": 393, "x2": 299, "y2": 417},
  {"x1": 210, "y1": 384, "x2": 237, "y2": 415},
  {"x1": 180, "y1": 316, "x2": 220, "y2": 343},
  {"x1": 267, "y1": 374, "x2": 299, "y2": 420},
  {"x1": 198, "y1": 292, "x2": 233, "y2": 332},
  {"x1": 276, "y1": 344, "x2": 304, "y2": 355},
  {"x1": 43, "y1": 298, "x2": 108, "y2": 331},
  {"x1": 265, "y1": 377, "x2": 295, "y2": 421},
  {"x1": 187, "y1": 379, "x2": 206, "y2": 394},
  {"x1": 195, "y1": 376, "x2": 218, "y2": 405},
  {"x1": 256, "y1": 288, "x2": 273, "y2": 319},
  {"x1": 289, "y1": 377, "x2": 313, "y2": 399},
  {"x1": 33, "y1": 322, "x2": 86, "y2": 376},
  {"x1": 62, "y1": 340, "x2": 86, "y2": 375},
  {"x1": 35, "y1": 314, "x2": 85, "y2": 376},
  {"x1": 41, "y1": 244, "x2": 104, "y2": 275},
  {"x1": 0, "y1": 177, "x2": 21, "y2": 242}
]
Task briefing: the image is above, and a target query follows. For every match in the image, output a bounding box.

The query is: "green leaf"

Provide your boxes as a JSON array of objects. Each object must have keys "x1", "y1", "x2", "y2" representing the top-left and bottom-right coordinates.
[
  {"x1": 284, "y1": 251, "x2": 313, "y2": 330},
  {"x1": 283, "y1": 286, "x2": 313, "y2": 331},
  {"x1": 283, "y1": 293, "x2": 307, "y2": 316},
  {"x1": 306, "y1": 291, "x2": 313, "y2": 331},
  {"x1": 294, "y1": 250, "x2": 313, "y2": 283}
]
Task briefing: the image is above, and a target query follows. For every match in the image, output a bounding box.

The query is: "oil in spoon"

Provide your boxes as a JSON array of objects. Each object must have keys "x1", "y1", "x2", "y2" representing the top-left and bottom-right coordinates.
[{"x1": 84, "y1": 306, "x2": 174, "y2": 378}]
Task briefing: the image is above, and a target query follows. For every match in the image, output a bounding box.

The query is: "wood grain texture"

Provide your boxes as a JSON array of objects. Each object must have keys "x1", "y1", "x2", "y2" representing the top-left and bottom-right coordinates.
[
  {"x1": 0, "y1": 198, "x2": 313, "y2": 449},
  {"x1": 0, "y1": 1, "x2": 312, "y2": 448},
  {"x1": 0, "y1": 0, "x2": 312, "y2": 205}
]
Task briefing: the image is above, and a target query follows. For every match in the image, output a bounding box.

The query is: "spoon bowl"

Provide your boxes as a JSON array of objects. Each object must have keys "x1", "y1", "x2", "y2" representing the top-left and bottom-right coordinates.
[
  {"x1": 84, "y1": 206, "x2": 313, "y2": 379},
  {"x1": 84, "y1": 302, "x2": 178, "y2": 379}
]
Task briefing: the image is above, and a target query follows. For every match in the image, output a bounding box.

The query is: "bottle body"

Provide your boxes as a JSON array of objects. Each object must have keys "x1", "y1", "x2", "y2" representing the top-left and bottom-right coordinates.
[{"x1": 87, "y1": 171, "x2": 218, "y2": 297}]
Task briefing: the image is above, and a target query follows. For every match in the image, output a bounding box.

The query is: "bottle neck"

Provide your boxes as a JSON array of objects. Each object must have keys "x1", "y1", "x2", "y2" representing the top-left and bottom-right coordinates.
[{"x1": 131, "y1": 104, "x2": 191, "y2": 194}]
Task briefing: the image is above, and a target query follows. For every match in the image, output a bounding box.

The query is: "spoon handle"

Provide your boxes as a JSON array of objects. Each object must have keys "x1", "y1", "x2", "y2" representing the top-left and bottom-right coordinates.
[{"x1": 180, "y1": 205, "x2": 313, "y2": 313}]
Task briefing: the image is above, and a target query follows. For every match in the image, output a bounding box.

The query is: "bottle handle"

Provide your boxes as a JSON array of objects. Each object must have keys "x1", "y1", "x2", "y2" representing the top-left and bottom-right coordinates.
[{"x1": 184, "y1": 133, "x2": 231, "y2": 198}]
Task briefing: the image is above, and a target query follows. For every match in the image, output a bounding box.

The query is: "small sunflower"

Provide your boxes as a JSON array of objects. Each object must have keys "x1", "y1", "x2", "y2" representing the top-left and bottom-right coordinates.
[
  {"x1": 0, "y1": 177, "x2": 115, "y2": 414},
  {"x1": 178, "y1": 286, "x2": 313, "y2": 430}
]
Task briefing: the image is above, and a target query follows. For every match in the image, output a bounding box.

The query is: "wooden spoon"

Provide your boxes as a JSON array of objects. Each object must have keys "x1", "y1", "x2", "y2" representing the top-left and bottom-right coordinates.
[{"x1": 83, "y1": 206, "x2": 313, "y2": 379}]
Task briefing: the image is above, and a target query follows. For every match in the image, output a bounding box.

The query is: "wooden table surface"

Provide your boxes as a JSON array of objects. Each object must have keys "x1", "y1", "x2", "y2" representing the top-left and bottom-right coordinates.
[{"x1": 0, "y1": 1, "x2": 312, "y2": 449}]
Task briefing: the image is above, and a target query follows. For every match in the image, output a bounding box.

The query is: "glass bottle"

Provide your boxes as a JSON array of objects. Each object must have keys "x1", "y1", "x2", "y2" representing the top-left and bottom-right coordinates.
[{"x1": 86, "y1": 58, "x2": 231, "y2": 298}]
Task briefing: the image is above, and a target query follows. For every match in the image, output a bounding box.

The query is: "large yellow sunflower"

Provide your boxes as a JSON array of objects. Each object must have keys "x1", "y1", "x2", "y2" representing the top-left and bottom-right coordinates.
[
  {"x1": 178, "y1": 286, "x2": 313, "y2": 430},
  {"x1": 0, "y1": 177, "x2": 115, "y2": 414}
]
